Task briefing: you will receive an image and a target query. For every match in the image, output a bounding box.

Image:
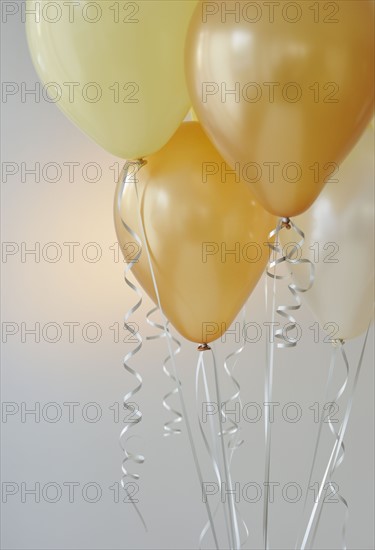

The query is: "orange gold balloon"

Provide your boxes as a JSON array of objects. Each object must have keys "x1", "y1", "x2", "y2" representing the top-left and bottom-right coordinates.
[
  {"x1": 114, "y1": 122, "x2": 275, "y2": 344},
  {"x1": 186, "y1": 0, "x2": 374, "y2": 217}
]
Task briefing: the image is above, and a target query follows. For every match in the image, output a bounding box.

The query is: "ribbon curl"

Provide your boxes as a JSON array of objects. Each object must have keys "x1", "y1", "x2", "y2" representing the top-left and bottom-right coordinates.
[
  {"x1": 211, "y1": 347, "x2": 241, "y2": 550},
  {"x1": 221, "y1": 308, "x2": 246, "y2": 449},
  {"x1": 308, "y1": 341, "x2": 349, "y2": 550},
  {"x1": 196, "y1": 351, "x2": 232, "y2": 549},
  {"x1": 196, "y1": 315, "x2": 249, "y2": 549},
  {"x1": 267, "y1": 218, "x2": 315, "y2": 349},
  {"x1": 294, "y1": 346, "x2": 338, "y2": 550},
  {"x1": 221, "y1": 310, "x2": 249, "y2": 548},
  {"x1": 117, "y1": 160, "x2": 148, "y2": 531},
  {"x1": 128, "y1": 161, "x2": 220, "y2": 549},
  {"x1": 264, "y1": 218, "x2": 315, "y2": 550},
  {"x1": 146, "y1": 306, "x2": 182, "y2": 437},
  {"x1": 300, "y1": 325, "x2": 371, "y2": 550}
]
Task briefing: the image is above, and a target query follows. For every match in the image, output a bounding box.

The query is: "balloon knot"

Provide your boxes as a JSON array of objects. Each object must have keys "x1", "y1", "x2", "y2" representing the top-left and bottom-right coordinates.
[
  {"x1": 281, "y1": 217, "x2": 291, "y2": 230},
  {"x1": 198, "y1": 343, "x2": 211, "y2": 352},
  {"x1": 332, "y1": 338, "x2": 345, "y2": 348}
]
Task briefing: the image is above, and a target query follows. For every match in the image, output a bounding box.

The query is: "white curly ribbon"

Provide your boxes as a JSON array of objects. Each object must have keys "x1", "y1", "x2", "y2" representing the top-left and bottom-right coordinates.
[
  {"x1": 120, "y1": 160, "x2": 219, "y2": 549},
  {"x1": 264, "y1": 218, "x2": 315, "y2": 549},
  {"x1": 117, "y1": 160, "x2": 148, "y2": 531},
  {"x1": 300, "y1": 325, "x2": 371, "y2": 550}
]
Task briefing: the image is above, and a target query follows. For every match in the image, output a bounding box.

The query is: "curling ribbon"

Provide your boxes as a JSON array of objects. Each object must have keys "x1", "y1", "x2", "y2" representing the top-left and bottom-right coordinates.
[
  {"x1": 146, "y1": 307, "x2": 182, "y2": 436},
  {"x1": 117, "y1": 160, "x2": 148, "y2": 531},
  {"x1": 294, "y1": 346, "x2": 338, "y2": 550},
  {"x1": 267, "y1": 218, "x2": 315, "y2": 349},
  {"x1": 196, "y1": 351, "x2": 233, "y2": 549},
  {"x1": 264, "y1": 218, "x2": 315, "y2": 549},
  {"x1": 221, "y1": 308, "x2": 246, "y2": 449},
  {"x1": 300, "y1": 324, "x2": 371, "y2": 550},
  {"x1": 309, "y1": 340, "x2": 348, "y2": 550},
  {"x1": 211, "y1": 347, "x2": 241, "y2": 549},
  {"x1": 222, "y1": 310, "x2": 249, "y2": 547},
  {"x1": 196, "y1": 315, "x2": 249, "y2": 549},
  {"x1": 126, "y1": 161, "x2": 219, "y2": 549},
  {"x1": 263, "y1": 219, "x2": 280, "y2": 550}
]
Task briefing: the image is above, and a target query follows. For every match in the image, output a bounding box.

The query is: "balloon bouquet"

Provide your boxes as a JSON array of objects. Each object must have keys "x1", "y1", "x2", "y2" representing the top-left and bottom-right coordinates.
[{"x1": 26, "y1": 1, "x2": 374, "y2": 548}]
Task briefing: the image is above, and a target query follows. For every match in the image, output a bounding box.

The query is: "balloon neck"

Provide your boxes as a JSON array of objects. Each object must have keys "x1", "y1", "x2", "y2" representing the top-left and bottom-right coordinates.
[
  {"x1": 281, "y1": 217, "x2": 291, "y2": 230},
  {"x1": 332, "y1": 338, "x2": 345, "y2": 348},
  {"x1": 198, "y1": 343, "x2": 211, "y2": 352}
]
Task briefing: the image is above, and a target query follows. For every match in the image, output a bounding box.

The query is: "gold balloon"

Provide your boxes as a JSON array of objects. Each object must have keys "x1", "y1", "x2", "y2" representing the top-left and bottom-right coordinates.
[
  {"x1": 186, "y1": 0, "x2": 374, "y2": 217},
  {"x1": 26, "y1": 0, "x2": 198, "y2": 159},
  {"x1": 114, "y1": 122, "x2": 275, "y2": 344}
]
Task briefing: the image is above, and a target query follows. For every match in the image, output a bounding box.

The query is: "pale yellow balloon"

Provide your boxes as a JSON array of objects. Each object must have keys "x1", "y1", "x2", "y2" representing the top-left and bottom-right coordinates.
[
  {"x1": 281, "y1": 125, "x2": 374, "y2": 341},
  {"x1": 190, "y1": 108, "x2": 199, "y2": 122},
  {"x1": 26, "y1": 0, "x2": 198, "y2": 159},
  {"x1": 114, "y1": 122, "x2": 275, "y2": 344}
]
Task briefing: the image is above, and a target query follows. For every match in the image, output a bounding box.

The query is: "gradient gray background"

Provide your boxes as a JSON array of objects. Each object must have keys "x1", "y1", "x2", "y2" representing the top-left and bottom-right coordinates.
[{"x1": 1, "y1": 2, "x2": 374, "y2": 549}]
